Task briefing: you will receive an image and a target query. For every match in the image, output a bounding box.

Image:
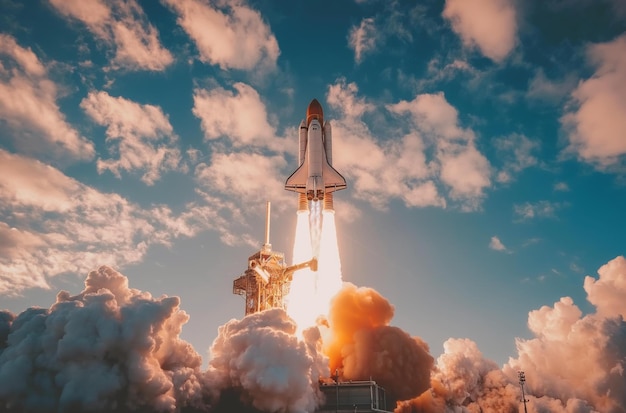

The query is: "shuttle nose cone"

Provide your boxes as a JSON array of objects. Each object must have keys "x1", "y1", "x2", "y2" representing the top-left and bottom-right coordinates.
[{"x1": 306, "y1": 98, "x2": 324, "y2": 126}]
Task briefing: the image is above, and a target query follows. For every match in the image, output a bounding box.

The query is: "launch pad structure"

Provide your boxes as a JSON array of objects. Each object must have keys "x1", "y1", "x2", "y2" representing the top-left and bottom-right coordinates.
[
  {"x1": 232, "y1": 202, "x2": 317, "y2": 316},
  {"x1": 317, "y1": 380, "x2": 393, "y2": 413}
]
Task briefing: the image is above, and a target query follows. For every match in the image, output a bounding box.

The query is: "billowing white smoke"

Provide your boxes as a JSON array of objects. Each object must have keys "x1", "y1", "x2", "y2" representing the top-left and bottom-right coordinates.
[
  {"x1": 396, "y1": 256, "x2": 626, "y2": 413},
  {"x1": 205, "y1": 308, "x2": 328, "y2": 413},
  {"x1": 2, "y1": 255, "x2": 625, "y2": 413},
  {"x1": 0, "y1": 265, "x2": 207, "y2": 413},
  {"x1": 0, "y1": 265, "x2": 330, "y2": 413}
]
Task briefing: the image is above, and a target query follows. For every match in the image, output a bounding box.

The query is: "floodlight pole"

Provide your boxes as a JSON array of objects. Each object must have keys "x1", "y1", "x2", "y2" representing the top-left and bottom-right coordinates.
[{"x1": 518, "y1": 371, "x2": 529, "y2": 413}]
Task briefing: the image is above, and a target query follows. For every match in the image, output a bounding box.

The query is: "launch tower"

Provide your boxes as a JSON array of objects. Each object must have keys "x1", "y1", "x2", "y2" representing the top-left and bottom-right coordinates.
[{"x1": 233, "y1": 202, "x2": 317, "y2": 315}]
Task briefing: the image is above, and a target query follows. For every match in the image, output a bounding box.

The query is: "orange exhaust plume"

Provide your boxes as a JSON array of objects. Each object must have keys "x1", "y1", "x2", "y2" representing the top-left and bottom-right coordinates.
[{"x1": 323, "y1": 283, "x2": 434, "y2": 402}]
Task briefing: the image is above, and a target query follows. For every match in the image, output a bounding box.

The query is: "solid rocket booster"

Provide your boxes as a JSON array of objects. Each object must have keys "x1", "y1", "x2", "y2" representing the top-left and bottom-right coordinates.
[{"x1": 285, "y1": 99, "x2": 347, "y2": 211}]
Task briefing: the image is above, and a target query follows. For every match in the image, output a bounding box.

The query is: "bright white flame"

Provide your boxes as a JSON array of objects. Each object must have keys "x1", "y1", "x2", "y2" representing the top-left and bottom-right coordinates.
[
  {"x1": 286, "y1": 210, "x2": 317, "y2": 329},
  {"x1": 286, "y1": 203, "x2": 343, "y2": 331},
  {"x1": 317, "y1": 210, "x2": 343, "y2": 306}
]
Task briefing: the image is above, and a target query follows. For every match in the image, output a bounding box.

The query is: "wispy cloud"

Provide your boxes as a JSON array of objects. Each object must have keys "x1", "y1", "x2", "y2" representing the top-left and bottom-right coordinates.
[
  {"x1": 527, "y1": 68, "x2": 577, "y2": 103},
  {"x1": 0, "y1": 149, "x2": 229, "y2": 295},
  {"x1": 81, "y1": 91, "x2": 184, "y2": 185},
  {"x1": 513, "y1": 200, "x2": 564, "y2": 221},
  {"x1": 522, "y1": 237, "x2": 541, "y2": 247},
  {"x1": 195, "y1": 152, "x2": 292, "y2": 215},
  {"x1": 489, "y1": 235, "x2": 508, "y2": 252},
  {"x1": 346, "y1": 3, "x2": 422, "y2": 65},
  {"x1": 348, "y1": 18, "x2": 379, "y2": 64},
  {"x1": 554, "y1": 181, "x2": 570, "y2": 192},
  {"x1": 163, "y1": 0, "x2": 279, "y2": 72},
  {"x1": 442, "y1": 0, "x2": 518, "y2": 62},
  {"x1": 493, "y1": 133, "x2": 540, "y2": 184},
  {"x1": 48, "y1": 0, "x2": 173, "y2": 71},
  {"x1": 0, "y1": 34, "x2": 94, "y2": 161},
  {"x1": 562, "y1": 34, "x2": 626, "y2": 169}
]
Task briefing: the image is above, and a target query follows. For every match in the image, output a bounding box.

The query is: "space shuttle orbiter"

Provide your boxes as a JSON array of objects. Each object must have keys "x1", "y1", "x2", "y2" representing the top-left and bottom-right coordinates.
[{"x1": 285, "y1": 99, "x2": 346, "y2": 209}]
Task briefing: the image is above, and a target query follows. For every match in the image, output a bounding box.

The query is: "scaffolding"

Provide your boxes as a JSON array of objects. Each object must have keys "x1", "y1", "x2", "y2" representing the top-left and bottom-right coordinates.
[{"x1": 233, "y1": 202, "x2": 316, "y2": 316}]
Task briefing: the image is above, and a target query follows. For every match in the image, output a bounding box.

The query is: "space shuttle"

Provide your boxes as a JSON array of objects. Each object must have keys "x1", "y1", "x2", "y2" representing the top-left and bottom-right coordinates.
[{"x1": 285, "y1": 99, "x2": 346, "y2": 210}]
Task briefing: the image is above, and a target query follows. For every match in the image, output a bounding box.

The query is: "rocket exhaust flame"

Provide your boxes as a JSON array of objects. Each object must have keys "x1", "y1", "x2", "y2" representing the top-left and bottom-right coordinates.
[
  {"x1": 286, "y1": 202, "x2": 343, "y2": 332},
  {"x1": 285, "y1": 209, "x2": 318, "y2": 330},
  {"x1": 316, "y1": 210, "x2": 343, "y2": 309}
]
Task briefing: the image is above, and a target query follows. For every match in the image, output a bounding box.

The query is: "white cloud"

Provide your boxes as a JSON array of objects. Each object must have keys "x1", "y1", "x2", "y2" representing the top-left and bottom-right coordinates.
[
  {"x1": 187, "y1": 82, "x2": 299, "y2": 242},
  {"x1": 0, "y1": 34, "x2": 94, "y2": 161},
  {"x1": 442, "y1": 0, "x2": 517, "y2": 62},
  {"x1": 195, "y1": 152, "x2": 292, "y2": 212},
  {"x1": 325, "y1": 82, "x2": 445, "y2": 210},
  {"x1": 389, "y1": 92, "x2": 468, "y2": 141},
  {"x1": 584, "y1": 256, "x2": 626, "y2": 318},
  {"x1": 327, "y1": 80, "x2": 376, "y2": 119},
  {"x1": 48, "y1": 0, "x2": 173, "y2": 71},
  {"x1": 489, "y1": 235, "x2": 507, "y2": 252},
  {"x1": 388, "y1": 92, "x2": 491, "y2": 210},
  {"x1": 562, "y1": 34, "x2": 626, "y2": 169},
  {"x1": 324, "y1": 81, "x2": 492, "y2": 211},
  {"x1": 493, "y1": 133, "x2": 539, "y2": 183},
  {"x1": 81, "y1": 91, "x2": 183, "y2": 185},
  {"x1": 192, "y1": 82, "x2": 287, "y2": 151},
  {"x1": 348, "y1": 18, "x2": 378, "y2": 64},
  {"x1": 513, "y1": 200, "x2": 564, "y2": 221},
  {"x1": 438, "y1": 145, "x2": 491, "y2": 209},
  {"x1": 163, "y1": 0, "x2": 279, "y2": 72},
  {"x1": 0, "y1": 149, "x2": 219, "y2": 295}
]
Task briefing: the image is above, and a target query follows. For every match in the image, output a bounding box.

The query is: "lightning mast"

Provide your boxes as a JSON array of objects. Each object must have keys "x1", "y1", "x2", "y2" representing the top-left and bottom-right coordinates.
[{"x1": 233, "y1": 202, "x2": 317, "y2": 315}]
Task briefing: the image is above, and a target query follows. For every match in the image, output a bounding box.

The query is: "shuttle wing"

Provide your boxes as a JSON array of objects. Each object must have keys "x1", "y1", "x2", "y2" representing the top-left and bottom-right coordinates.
[
  {"x1": 322, "y1": 159, "x2": 346, "y2": 192},
  {"x1": 285, "y1": 162, "x2": 308, "y2": 193}
]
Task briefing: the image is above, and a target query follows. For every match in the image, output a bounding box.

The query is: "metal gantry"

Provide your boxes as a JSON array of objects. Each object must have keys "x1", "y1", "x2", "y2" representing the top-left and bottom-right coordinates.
[{"x1": 233, "y1": 202, "x2": 316, "y2": 316}]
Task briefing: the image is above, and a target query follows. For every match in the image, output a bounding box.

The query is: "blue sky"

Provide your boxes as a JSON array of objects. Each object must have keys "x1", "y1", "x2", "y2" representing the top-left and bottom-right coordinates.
[{"x1": 1, "y1": 0, "x2": 626, "y2": 374}]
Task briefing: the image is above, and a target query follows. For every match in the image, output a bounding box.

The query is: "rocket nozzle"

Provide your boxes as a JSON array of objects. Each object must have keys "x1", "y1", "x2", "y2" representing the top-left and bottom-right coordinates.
[
  {"x1": 298, "y1": 193, "x2": 308, "y2": 212},
  {"x1": 323, "y1": 193, "x2": 334, "y2": 211}
]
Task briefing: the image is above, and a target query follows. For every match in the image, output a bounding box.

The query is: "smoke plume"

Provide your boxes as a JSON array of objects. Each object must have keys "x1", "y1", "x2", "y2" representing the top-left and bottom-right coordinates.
[
  {"x1": 0, "y1": 265, "x2": 207, "y2": 413},
  {"x1": 323, "y1": 283, "x2": 434, "y2": 402},
  {"x1": 205, "y1": 308, "x2": 328, "y2": 413},
  {"x1": 2, "y1": 255, "x2": 626, "y2": 413},
  {"x1": 395, "y1": 256, "x2": 626, "y2": 413}
]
